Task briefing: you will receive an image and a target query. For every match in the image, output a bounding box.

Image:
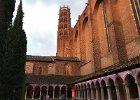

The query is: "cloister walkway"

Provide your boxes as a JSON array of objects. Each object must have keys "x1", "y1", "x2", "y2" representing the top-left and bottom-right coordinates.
[{"x1": 75, "y1": 68, "x2": 140, "y2": 100}]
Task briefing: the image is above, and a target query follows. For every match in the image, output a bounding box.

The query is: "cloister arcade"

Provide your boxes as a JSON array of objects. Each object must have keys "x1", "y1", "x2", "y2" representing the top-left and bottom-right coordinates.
[
  {"x1": 75, "y1": 68, "x2": 140, "y2": 100},
  {"x1": 25, "y1": 84, "x2": 69, "y2": 99}
]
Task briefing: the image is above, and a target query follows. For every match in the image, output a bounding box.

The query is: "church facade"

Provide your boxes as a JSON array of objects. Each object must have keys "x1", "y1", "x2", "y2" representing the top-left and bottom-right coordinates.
[{"x1": 25, "y1": 0, "x2": 140, "y2": 100}]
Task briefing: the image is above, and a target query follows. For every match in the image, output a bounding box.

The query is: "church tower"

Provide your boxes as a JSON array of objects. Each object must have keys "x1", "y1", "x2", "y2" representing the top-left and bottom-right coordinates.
[{"x1": 56, "y1": 6, "x2": 71, "y2": 57}]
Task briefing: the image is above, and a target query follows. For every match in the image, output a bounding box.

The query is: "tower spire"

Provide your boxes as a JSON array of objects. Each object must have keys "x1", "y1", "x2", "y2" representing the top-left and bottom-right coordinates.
[{"x1": 56, "y1": 5, "x2": 71, "y2": 57}]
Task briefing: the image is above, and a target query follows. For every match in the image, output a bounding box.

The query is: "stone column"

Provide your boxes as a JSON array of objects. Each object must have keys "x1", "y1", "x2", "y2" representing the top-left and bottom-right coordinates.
[
  {"x1": 32, "y1": 88, "x2": 35, "y2": 99},
  {"x1": 60, "y1": 89, "x2": 61, "y2": 98},
  {"x1": 81, "y1": 89, "x2": 83, "y2": 99},
  {"x1": 115, "y1": 84, "x2": 120, "y2": 100},
  {"x1": 78, "y1": 90, "x2": 80, "y2": 99},
  {"x1": 91, "y1": 88, "x2": 94, "y2": 99},
  {"x1": 24, "y1": 86, "x2": 27, "y2": 100},
  {"x1": 84, "y1": 89, "x2": 86, "y2": 99},
  {"x1": 95, "y1": 86, "x2": 99, "y2": 100},
  {"x1": 87, "y1": 88, "x2": 89, "y2": 99},
  {"x1": 101, "y1": 86, "x2": 104, "y2": 100},
  {"x1": 76, "y1": 89, "x2": 78, "y2": 99},
  {"x1": 124, "y1": 83, "x2": 130, "y2": 100},
  {"x1": 39, "y1": 86, "x2": 41, "y2": 99},
  {"x1": 46, "y1": 87, "x2": 48, "y2": 99},
  {"x1": 66, "y1": 87, "x2": 67, "y2": 98},
  {"x1": 79, "y1": 89, "x2": 81, "y2": 99},
  {"x1": 78, "y1": 89, "x2": 81, "y2": 99},
  {"x1": 136, "y1": 82, "x2": 140, "y2": 98},
  {"x1": 107, "y1": 85, "x2": 112, "y2": 100},
  {"x1": 53, "y1": 89, "x2": 55, "y2": 99}
]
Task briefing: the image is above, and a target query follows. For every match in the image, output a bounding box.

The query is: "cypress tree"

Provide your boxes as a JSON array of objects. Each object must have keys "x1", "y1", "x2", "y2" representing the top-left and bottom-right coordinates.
[
  {"x1": 0, "y1": 0, "x2": 16, "y2": 63},
  {"x1": 1, "y1": 0, "x2": 27, "y2": 99},
  {"x1": 0, "y1": 0, "x2": 16, "y2": 99}
]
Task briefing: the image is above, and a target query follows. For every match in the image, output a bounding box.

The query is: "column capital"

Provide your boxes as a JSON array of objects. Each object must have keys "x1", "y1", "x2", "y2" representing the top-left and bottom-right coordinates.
[
  {"x1": 86, "y1": 87, "x2": 89, "y2": 89},
  {"x1": 114, "y1": 84, "x2": 119, "y2": 87},
  {"x1": 95, "y1": 86, "x2": 99, "y2": 89},
  {"x1": 100, "y1": 85, "x2": 104, "y2": 88},
  {"x1": 106, "y1": 85, "x2": 111, "y2": 88},
  {"x1": 135, "y1": 81, "x2": 140, "y2": 85},
  {"x1": 91, "y1": 87, "x2": 94, "y2": 89},
  {"x1": 123, "y1": 83, "x2": 129, "y2": 87}
]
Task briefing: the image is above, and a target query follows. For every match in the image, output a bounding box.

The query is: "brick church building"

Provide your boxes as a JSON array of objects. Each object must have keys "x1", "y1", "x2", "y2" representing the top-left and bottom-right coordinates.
[{"x1": 25, "y1": 0, "x2": 140, "y2": 100}]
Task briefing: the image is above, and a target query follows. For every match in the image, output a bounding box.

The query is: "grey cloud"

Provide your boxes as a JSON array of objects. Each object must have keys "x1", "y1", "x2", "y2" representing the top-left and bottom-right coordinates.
[
  {"x1": 27, "y1": 31, "x2": 56, "y2": 56},
  {"x1": 23, "y1": 0, "x2": 87, "y2": 26},
  {"x1": 24, "y1": 0, "x2": 38, "y2": 5},
  {"x1": 21, "y1": 0, "x2": 87, "y2": 56}
]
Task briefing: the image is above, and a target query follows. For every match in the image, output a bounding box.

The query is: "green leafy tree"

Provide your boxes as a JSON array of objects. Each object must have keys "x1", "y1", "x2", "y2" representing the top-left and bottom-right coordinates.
[{"x1": 1, "y1": 0, "x2": 27, "y2": 99}]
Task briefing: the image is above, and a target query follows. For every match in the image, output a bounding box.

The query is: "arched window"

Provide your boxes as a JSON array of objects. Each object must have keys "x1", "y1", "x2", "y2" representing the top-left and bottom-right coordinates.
[
  {"x1": 33, "y1": 66, "x2": 42, "y2": 75},
  {"x1": 130, "y1": 0, "x2": 140, "y2": 34},
  {"x1": 38, "y1": 67, "x2": 42, "y2": 75},
  {"x1": 64, "y1": 64, "x2": 72, "y2": 75},
  {"x1": 74, "y1": 31, "x2": 78, "y2": 57},
  {"x1": 48, "y1": 64, "x2": 55, "y2": 75},
  {"x1": 81, "y1": 17, "x2": 88, "y2": 62}
]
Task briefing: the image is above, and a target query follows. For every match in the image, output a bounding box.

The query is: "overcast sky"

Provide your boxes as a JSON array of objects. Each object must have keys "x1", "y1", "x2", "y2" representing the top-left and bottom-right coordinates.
[{"x1": 14, "y1": 0, "x2": 87, "y2": 56}]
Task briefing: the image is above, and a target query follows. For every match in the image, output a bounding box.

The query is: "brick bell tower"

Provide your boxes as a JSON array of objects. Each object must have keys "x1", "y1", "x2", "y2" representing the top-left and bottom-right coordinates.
[{"x1": 56, "y1": 5, "x2": 71, "y2": 57}]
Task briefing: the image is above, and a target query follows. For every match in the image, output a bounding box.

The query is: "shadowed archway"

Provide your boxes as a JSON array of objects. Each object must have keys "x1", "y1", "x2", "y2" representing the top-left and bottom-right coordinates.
[
  {"x1": 125, "y1": 74, "x2": 139, "y2": 99},
  {"x1": 26, "y1": 85, "x2": 33, "y2": 98}
]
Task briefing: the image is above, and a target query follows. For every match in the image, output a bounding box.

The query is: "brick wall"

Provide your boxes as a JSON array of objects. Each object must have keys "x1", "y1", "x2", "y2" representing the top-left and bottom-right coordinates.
[
  {"x1": 26, "y1": 0, "x2": 140, "y2": 77},
  {"x1": 71, "y1": 0, "x2": 140, "y2": 75},
  {"x1": 25, "y1": 60, "x2": 81, "y2": 76}
]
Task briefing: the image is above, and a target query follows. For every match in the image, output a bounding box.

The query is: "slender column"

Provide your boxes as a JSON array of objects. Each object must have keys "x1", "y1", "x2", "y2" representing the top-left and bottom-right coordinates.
[
  {"x1": 66, "y1": 87, "x2": 67, "y2": 98},
  {"x1": 95, "y1": 86, "x2": 99, "y2": 100},
  {"x1": 39, "y1": 86, "x2": 41, "y2": 99},
  {"x1": 115, "y1": 84, "x2": 120, "y2": 100},
  {"x1": 32, "y1": 88, "x2": 35, "y2": 99},
  {"x1": 84, "y1": 89, "x2": 86, "y2": 99},
  {"x1": 81, "y1": 89, "x2": 83, "y2": 99},
  {"x1": 80, "y1": 89, "x2": 81, "y2": 98},
  {"x1": 75, "y1": 90, "x2": 77, "y2": 99},
  {"x1": 101, "y1": 86, "x2": 104, "y2": 100},
  {"x1": 46, "y1": 87, "x2": 48, "y2": 99},
  {"x1": 59, "y1": 87, "x2": 61, "y2": 98},
  {"x1": 77, "y1": 90, "x2": 78, "y2": 99},
  {"x1": 78, "y1": 90, "x2": 80, "y2": 99},
  {"x1": 107, "y1": 85, "x2": 112, "y2": 100},
  {"x1": 136, "y1": 82, "x2": 140, "y2": 98},
  {"x1": 53, "y1": 89, "x2": 55, "y2": 99},
  {"x1": 124, "y1": 83, "x2": 130, "y2": 100},
  {"x1": 74, "y1": 90, "x2": 76, "y2": 99},
  {"x1": 87, "y1": 88, "x2": 89, "y2": 99},
  {"x1": 91, "y1": 88, "x2": 94, "y2": 99},
  {"x1": 83, "y1": 89, "x2": 85, "y2": 99},
  {"x1": 24, "y1": 86, "x2": 27, "y2": 100},
  {"x1": 79, "y1": 89, "x2": 81, "y2": 99}
]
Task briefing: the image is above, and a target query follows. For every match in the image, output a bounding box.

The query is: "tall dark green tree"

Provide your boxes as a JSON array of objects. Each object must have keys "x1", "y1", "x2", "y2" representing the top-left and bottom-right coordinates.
[
  {"x1": 0, "y1": 0, "x2": 16, "y2": 64},
  {"x1": 0, "y1": 0, "x2": 16, "y2": 99},
  {"x1": 1, "y1": 0, "x2": 27, "y2": 99}
]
